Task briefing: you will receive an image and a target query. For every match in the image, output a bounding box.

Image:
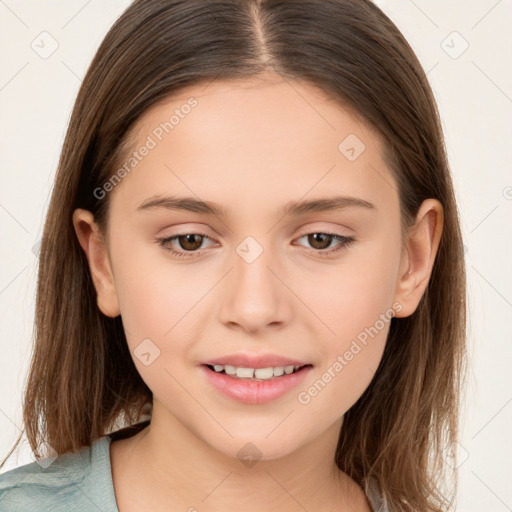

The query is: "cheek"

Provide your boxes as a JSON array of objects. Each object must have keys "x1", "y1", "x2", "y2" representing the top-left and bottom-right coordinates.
[
  {"x1": 110, "y1": 246, "x2": 203, "y2": 400},
  {"x1": 293, "y1": 236, "x2": 400, "y2": 412},
  {"x1": 111, "y1": 233, "x2": 196, "y2": 334},
  {"x1": 296, "y1": 295, "x2": 392, "y2": 422},
  {"x1": 109, "y1": 233, "x2": 229, "y2": 392},
  {"x1": 298, "y1": 234, "x2": 402, "y2": 340}
]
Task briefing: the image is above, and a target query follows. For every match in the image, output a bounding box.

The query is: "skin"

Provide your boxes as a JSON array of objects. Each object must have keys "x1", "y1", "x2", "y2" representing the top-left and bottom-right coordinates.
[{"x1": 73, "y1": 72, "x2": 443, "y2": 512}]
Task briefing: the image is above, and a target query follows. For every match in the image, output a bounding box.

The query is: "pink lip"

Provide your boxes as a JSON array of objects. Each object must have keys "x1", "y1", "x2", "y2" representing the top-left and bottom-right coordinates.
[
  {"x1": 200, "y1": 364, "x2": 313, "y2": 405},
  {"x1": 202, "y1": 353, "x2": 309, "y2": 368}
]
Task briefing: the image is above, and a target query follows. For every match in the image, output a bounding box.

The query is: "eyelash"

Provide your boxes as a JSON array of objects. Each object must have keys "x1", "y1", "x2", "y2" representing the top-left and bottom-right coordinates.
[{"x1": 156, "y1": 231, "x2": 355, "y2": 259}]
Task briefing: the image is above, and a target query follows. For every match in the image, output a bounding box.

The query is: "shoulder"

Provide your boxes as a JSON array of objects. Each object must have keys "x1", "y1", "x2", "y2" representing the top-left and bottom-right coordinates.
[
  {"x1": 363, "y1": 477, "x2": 390, "y2": 512},
  {"x1": 0, "y1": 435, "x2": 118, "y2": 512}
]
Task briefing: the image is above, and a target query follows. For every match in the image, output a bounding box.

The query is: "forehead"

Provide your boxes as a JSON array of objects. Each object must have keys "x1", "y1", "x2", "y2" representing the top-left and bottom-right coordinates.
[
  {"x1": 109, "y1": 74, "x2": 398, "y2": 219},
  {"x1": 131, "y1": 73, "x2": 376, "y2": 149}
]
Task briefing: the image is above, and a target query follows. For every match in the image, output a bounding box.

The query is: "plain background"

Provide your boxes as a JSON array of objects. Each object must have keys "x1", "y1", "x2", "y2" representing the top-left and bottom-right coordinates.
[{"x1": 0, "y1": 1, "x2": 511, "y2": 510}]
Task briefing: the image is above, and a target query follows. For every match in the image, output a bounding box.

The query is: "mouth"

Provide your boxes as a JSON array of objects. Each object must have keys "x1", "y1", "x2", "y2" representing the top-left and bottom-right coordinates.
[
  {"x1": 200, "y1": 362, "x2": 314, "y2": 404},
  {"x1": 203, "y1": 363, "x2": 313, "y2": 382}
]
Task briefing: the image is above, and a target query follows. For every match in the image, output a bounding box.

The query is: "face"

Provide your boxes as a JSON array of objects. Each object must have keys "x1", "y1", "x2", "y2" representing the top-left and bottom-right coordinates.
[{"x1": 74, "y1": 72, "x2": 441, "y2": 462}]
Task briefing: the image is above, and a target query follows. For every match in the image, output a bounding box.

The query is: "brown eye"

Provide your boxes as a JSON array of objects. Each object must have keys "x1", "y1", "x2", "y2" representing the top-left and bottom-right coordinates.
[
  {"x1": 295, "y1": 232, "x2": 355, "y2": 257},
  {"x1": 157, "y1": 231, "x2": 214, "y2": 259},
  {"x1": 307, "y1": 233, "x2": 334, "y2": 250},
  {"x1": 176, "y1": 234, "x2": 204, "y2": 251}
]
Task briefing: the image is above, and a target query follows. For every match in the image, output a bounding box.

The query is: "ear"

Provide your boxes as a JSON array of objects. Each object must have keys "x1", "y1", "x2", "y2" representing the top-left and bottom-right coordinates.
[
  {"x1": 393, "y1": 199, "x2": 443, "y2": 318},
  {"x1": 72, "y1": 208, "x2": 120, "y2": 318}
]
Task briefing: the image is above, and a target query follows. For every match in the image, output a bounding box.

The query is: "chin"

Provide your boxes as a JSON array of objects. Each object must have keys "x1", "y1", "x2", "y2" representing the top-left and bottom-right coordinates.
[{"x1": 206, "y1": 431, "x2": 304, "y2": 465}]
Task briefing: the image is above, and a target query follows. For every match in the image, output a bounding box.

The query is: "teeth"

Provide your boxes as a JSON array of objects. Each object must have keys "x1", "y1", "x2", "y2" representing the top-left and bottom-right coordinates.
[
  {"x1": 236, "y1": 367, "x2": 254, "y2": 378},
  {"x1": 224, "y1": 365, "x2": 236, "y2": 375},
  {"x1": 209, "y1": 364, "x2": 303, "y2": 380},
  {"x1": 254, "y1": 367, "x2": 274, "y2": 379}
]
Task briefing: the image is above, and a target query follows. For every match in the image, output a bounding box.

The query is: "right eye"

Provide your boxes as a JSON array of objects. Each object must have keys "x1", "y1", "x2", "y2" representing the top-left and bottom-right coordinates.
[{"x1": 156, "y1": 232, "x2": 216, "y2": 258}]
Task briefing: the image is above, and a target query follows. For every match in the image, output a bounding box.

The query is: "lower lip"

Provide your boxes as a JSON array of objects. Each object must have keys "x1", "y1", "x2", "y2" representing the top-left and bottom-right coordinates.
[{"x1": 200, "y1": 365, "x2": 313, "y2": 405}]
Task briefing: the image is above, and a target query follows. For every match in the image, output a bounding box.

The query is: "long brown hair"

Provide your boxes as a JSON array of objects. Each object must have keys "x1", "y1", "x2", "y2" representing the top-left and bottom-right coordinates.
[{"x1": 2, "y1": 1, "x2": 467, "y2": 510}]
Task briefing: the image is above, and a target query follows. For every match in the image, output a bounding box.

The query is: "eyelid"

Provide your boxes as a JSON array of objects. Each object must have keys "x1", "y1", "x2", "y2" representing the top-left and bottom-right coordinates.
[{"x1": 295, "y1": 223, "x2": 353, "y2": 237}]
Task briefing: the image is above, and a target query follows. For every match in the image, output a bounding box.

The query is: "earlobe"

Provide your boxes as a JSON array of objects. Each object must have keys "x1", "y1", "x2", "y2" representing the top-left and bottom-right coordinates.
[
  {"x1": 72, "y1": 208, "x2": 121, "y2": 318},
  {"x1": 393, "y1": 199, "x2": 443, "y2": 318}
]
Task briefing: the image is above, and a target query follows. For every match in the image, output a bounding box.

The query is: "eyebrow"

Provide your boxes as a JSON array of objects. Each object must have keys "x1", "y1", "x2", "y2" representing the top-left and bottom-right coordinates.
[{"x1": 136, "y1": 194, "x2": 375, "y2": 218}]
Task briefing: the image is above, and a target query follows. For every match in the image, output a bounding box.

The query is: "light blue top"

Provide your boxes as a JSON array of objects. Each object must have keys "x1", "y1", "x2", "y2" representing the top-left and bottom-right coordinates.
[
  {"x1": 0, "y1": 435, "x2": 389, "y2": 511},
  {"x1": 0, "y1": 435, "x2": 118, "y2": 512}
]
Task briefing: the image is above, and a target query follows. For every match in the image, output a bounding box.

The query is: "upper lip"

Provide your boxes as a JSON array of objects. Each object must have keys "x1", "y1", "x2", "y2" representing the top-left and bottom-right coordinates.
[{"x1": 202, "y1": 353, "x2": 311, "y2": 369}]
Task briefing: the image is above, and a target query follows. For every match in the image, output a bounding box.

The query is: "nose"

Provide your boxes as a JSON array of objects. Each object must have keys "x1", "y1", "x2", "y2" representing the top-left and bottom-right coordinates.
[{"x1": 218, "y1": 238, "x2": 292, "y2": 334}]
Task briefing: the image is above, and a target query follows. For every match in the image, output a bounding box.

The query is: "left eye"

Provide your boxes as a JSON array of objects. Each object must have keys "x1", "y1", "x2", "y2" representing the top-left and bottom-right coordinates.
[
  {"x1": 295, "y1": 232, "x2": 355, "y2": 255},
  {"x1": 156, "y1": 232, "x2": 355, "y2": 259}
]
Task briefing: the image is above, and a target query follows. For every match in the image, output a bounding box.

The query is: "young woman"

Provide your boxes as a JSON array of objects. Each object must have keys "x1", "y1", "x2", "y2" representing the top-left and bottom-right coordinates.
[{"x1": 0, "y1": 1, "x2": 467, "y2": 511}]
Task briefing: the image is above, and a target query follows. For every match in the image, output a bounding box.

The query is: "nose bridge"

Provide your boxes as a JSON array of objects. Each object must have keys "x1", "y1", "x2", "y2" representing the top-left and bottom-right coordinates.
[{"x1": 233, "y1": 234, "x2": 278, "y2": 301}]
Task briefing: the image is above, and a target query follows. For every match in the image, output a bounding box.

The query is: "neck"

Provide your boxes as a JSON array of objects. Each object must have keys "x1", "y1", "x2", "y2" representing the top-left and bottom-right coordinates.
[{"x1": 110, "y1": 404, "x2": 371, "y2": 512}]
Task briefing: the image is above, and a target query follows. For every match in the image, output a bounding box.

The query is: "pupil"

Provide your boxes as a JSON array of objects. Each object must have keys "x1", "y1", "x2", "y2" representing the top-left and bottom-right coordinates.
[
  {"x1": 180, "y1": 234, "x2": 202, "y2": 251},
  {"x1": 309, "y1": 233, "x2": 331, "y2": 250}
]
